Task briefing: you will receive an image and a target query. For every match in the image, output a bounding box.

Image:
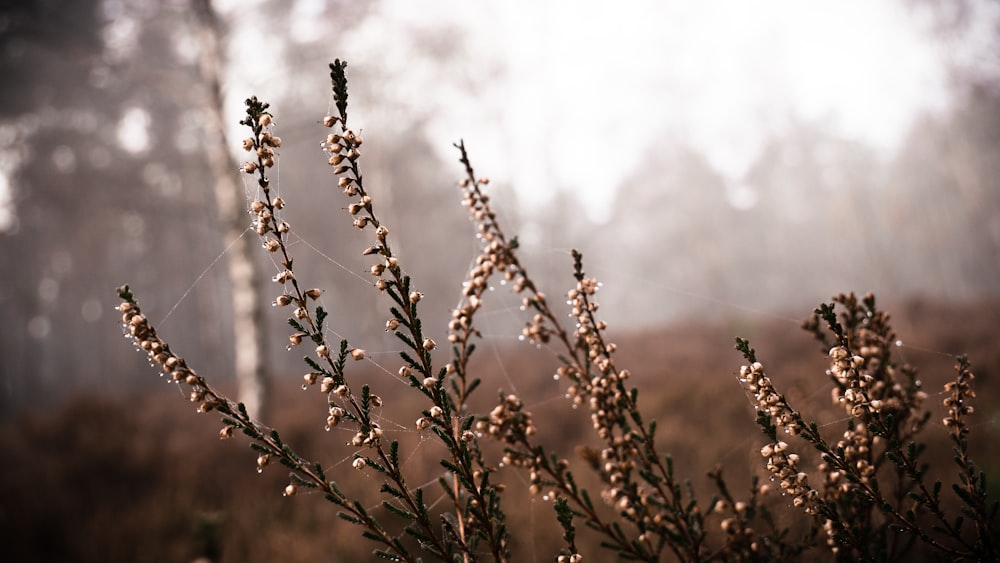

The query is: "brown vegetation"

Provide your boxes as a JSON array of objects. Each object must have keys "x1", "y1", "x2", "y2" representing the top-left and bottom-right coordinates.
[{"x1": 1, "y1": 298, "x2": 996, "y2": 562}]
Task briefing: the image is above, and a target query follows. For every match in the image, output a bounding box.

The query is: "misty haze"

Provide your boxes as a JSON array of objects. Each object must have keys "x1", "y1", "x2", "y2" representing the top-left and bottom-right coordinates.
[{"x1": 0, "y1": 0, "x2": 997, "y2": 561}]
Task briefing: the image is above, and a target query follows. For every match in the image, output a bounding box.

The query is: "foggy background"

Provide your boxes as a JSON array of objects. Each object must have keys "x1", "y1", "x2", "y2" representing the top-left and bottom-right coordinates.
[{"x1": 1, "y1": 0, "x2": 998, "y2": 415}]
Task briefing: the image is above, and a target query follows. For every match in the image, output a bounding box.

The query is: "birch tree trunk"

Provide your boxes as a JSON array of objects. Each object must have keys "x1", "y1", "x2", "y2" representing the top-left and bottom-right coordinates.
[{"x1": 192, "y1": 0, "x2": 269, "y2": 420}]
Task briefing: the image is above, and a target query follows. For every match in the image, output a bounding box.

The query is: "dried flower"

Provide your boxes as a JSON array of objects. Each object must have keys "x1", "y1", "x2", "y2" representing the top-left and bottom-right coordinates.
[
  {"x1": 257, "y1": 453, "x2": 270, "y2": 470},
  {"x1": 288, "y1": 332, "x2": 308, "y2": 347}
]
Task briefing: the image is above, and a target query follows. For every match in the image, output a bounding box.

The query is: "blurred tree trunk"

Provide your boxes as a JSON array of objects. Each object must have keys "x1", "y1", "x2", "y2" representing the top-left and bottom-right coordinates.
[{"x1": 193, "y1": 0, "x2": 269, "y2": 420}]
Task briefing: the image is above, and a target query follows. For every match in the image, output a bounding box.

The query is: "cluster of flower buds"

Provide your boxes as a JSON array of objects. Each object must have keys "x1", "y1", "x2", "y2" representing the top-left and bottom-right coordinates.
[
  {"x1": 739, "y1": 361, "x2": 802, "y2": 436},
  {"x1": 462, "y1": 178, "x2": 529, "y2": 284},
  {"x1": 322, "y1": 117, "x2": 363, "y2": 197},
  {"x1": 521, "y1": 312, "x2": 552, "y2": 345},
  {"x1": 820, "y1": 422, "x2": 875, "y2": 495},
  {"x1": 326, "y1": 405, "x2": 346, "y2": 428},
  {"x1": 563, "y1": 278, "x2": 630, "y2": 439},
  {"x1": 241, "y1": 113, "x2": 281, "y2": 171},
  {"x1": 453, "y1": 248, "x2": 515, "y2": 350},
  {"x1": 248, "y1": 196, "x2": 290, "y2": 239},
  {"x1": 119, "y1": 299, "x2": 221, "y2": 414},
  {"x1": 943, "y1": 358, "x2": 976, "y2": 433},
  {"x1": 822, "y1": 295, "x2": 927, "y2": 427},
  {"x1": 828, "y1": 346, "x2": 879, "y2": 420},
  {"x1": 599, "y1": 483, "x2": 645, "y2": 521},
  {"x1": 568, "y1": 278, "x2": 609, "y2": 361},
  {"x1": 450, "y1": 175, "x2": 535, "y2": 349},
  {"x1": 760, "y1": 441, "x2": 820, "y2": 515},
  {"x1": 477, "y1": 394, "x2": 536, "y2": 447},
  {"x1": 349, "y1": 422, "x2": 383, "y2": 448},
  {"x1": 460, "y1": 177, "x2": 497, "y2": 240}
]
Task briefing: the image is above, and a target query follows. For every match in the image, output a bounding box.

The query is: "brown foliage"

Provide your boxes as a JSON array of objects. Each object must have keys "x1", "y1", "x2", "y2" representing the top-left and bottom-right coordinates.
[{"x1": 1, "y1": 298, "x2": 996, "y2": 562}]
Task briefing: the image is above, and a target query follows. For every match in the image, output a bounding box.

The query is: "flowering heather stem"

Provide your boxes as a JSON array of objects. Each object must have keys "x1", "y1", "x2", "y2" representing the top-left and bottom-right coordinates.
[
  {"x1": 322, "y1": 61, "x2": 511, "y2": 561},
  {"x1": 737, "y1": 294, "x2": 998, "y2": 561}
]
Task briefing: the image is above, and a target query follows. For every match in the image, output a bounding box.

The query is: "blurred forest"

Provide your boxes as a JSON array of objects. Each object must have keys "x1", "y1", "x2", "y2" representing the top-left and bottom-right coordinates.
[{"x1": 0, "y1": 0, "x2": 998, "y2": 413}]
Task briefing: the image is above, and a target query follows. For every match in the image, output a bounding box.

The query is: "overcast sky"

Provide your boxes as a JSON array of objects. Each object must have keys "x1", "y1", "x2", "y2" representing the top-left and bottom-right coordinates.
[
  {"x1": 14, "y1": 0, "x2": 960, "y2": 232},
  {"x1": 312, "y1": 0, "x2": 953, "y2": 221}
]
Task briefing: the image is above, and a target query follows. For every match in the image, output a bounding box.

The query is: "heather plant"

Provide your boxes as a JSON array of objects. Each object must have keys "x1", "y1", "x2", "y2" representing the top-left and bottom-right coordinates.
[
  {"x1": 116, "y1": 61, "x2": 997, "y2": 562},
  {"x1": 736, "y1": 294, "x2": 998, "y2": 561}
]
